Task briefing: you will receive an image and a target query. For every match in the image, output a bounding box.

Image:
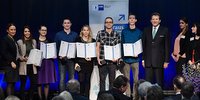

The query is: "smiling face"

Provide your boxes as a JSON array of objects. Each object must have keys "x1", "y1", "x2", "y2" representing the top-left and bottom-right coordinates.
[
  {"x1": 7, "y1": 25, "x2": 16, "y2": 37},
  {"x1": 39, "y1": 26, "x2": 47, "y2": 36},
  {"x1": 151, "y1": 15, "x2": 161, "y2": 27},
  {"x1": 24, "y1": 28, "x2": 31, "y2": 39},
  {"x1": 82, "y1": 26, "x2": 90, "y2": 37},
  {"x1": 191, "y1": 25, "x2": 197, "y2": 34},
  {"x1": 63, "y1": 19, "x2": 71, "y2": 30},
  {"x1": 179, "y1": 19, "x2": 188, "y2": 30},
  {"x1": 104, "y1": 18, "x2": 113, "y2": 29}
]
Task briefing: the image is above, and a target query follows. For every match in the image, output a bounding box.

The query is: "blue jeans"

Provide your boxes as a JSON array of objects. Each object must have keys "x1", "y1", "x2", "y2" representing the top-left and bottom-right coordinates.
[{"x1": 58, "y1": 59, "x2": 75, "y2": 92}]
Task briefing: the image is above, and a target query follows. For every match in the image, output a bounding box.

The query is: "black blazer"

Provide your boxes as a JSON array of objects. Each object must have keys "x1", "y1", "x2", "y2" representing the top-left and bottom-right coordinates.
[
  {"x1": 142, "y1": 26, "x2": 170, "y2": 68},
  {"x1": 1, "y1": 35, "x2": 18, "y2": 67}
]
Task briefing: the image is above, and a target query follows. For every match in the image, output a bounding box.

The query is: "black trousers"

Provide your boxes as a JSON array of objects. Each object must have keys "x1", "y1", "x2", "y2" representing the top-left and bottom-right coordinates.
[
  {"x1": 78, "y1": 62, "x2": 93, "y2": 97},
  {"x1": 145, "y1": 67, "x2": 164, "y2": 88},
  {"x1": 20, "y1": 65, "x2": 37, "y2": 100},
  {"x1": 176, "y1": 57, "x2": 187, "y2": 75},
  {"x1": 98, "y1": 63, "x2": 117, "y2": 92}
]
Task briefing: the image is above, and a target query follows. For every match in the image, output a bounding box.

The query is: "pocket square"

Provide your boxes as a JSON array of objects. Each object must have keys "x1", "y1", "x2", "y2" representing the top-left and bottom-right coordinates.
[{"x1": 159, "y1": 35, "x2": 165, "y2": 37}]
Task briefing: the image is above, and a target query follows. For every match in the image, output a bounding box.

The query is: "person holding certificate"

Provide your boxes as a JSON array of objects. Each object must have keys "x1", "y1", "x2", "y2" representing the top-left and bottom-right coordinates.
[
  {"x1": 54, "y1": 18, "x2": 78, "y2": 92},
  {"x1": 121, "y1": 14, "x2": 142, "y2": 99},
  {"x1": 75, "y1": 25, "x2": 96, "y2": 97},
  {"x1": 37, "y1": 25, "x2": 57, "y2": 100},
  {"x1": 96, "y1": 17, "x2": 121, "y2": 92},
  {"x1": 17, "y1": 26, "x2": 37, "y2": 100},
  {"x1": 1, "y1": 23, "x2": 19, "y2": 96},
  {"x1": 142, "y1": 12, "x2": 170, "y2": 88}
]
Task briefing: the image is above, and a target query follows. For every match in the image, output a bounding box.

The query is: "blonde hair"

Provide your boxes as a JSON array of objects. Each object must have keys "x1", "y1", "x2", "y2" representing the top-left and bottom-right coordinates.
[{"x1": 79, "y1": 25, "x2": 93, "y2": 42}]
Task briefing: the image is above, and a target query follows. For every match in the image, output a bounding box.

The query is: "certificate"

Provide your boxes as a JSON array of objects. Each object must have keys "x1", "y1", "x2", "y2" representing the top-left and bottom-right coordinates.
[
  {"x1": 58, "y1": 41, "x2": 76, "y2": 58},
  {"x1": 76, "y1": 42, "x2": 96, "y2": 58},
  {"x1": 104, "y1": 43, "x2": 121, "y2": 60},
  {"x1": 27, "y1": 49, "x2": 43, "y2": 66},
  {"x1": 123, "y1": 39, "x2": 143, "y2": 57},
  {"x1": 40, "y1": 42, "x2": 57, "y2": 59}
]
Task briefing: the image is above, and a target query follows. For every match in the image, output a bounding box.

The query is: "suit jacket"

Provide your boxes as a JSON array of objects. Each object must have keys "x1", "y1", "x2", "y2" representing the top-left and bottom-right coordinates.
[
  {"x1": 142, "y1": 26, "x2": 170, "y2": 68},
  {"x1": 1, "y1": 35, "x2": 19, "y2": 68},
  {"x1": 17, "y1": 39, "x2": 37, "y2": 75}
]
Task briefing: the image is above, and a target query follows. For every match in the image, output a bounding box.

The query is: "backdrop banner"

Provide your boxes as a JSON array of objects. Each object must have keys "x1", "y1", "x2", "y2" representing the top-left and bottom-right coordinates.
[{"x1": 89, "y1": 0, "x2": 129, "y2": 38}]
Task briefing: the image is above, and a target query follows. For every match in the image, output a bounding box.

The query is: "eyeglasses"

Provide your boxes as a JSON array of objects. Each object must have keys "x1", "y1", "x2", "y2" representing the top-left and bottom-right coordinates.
[{"x1": 105, "y1": 21, "x2": 113, "y2": 24}]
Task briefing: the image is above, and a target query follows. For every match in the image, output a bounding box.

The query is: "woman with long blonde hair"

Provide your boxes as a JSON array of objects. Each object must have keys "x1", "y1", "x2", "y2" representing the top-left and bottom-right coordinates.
[{"x1": 75, "y1": 25, "x2": 96, "y2": 98}]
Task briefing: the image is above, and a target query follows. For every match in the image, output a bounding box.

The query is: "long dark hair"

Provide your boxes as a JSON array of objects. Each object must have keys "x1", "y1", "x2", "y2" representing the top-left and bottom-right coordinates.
[
  {"x1": 22, "y1": 25, "x2": 33, "y2": 44},
  {"x1": 192, "y1": 23, "x2": 200, "y2": 36},
  {"x1": 180, "y1": 17, "x2": 189, "y2": 35}
]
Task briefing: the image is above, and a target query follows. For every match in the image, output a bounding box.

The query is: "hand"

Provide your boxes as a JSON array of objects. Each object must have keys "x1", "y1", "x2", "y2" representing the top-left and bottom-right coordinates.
[
  {"x1": 11, "y1": 62, "x2": 16, "y2": 69},
  {"x1": 75, "y1": 63, "x2": 80, "y2": 69},
  {"x1": 112, "y1": 59, "x2": 117, "y2": 62},
  {"x1": 171, "y1": 53, "x2": 179, "y2": 62},
  {"x1": 24, "y1": 56, "x2": 28, "y2": 62},
  {"x1": 142, "y1": 60, "x2": 145, "y2": 68},
  {"x1": 133, "y1": 55, "x2": 138, "y2": 58},
  {"x1": 188, "y1": 60, "x2": 193, "y2": 65},
  {"x1": 163, "y1": 62, "x2": 169, "y2": 69},
  {"x1": 85, "y1": 57, "x2": 91, "y2": 61},
  {"x1": 97, "y1": 58, "x2": 102, "y2": 65},
  {"x1": 59, "y1": 56, "x2": 63, "y2": 59}
]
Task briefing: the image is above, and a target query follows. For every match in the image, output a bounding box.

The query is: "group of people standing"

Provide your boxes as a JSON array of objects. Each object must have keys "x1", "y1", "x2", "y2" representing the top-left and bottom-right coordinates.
[
  {"x1": 0, "y1": 24, "x2": 57, "y2": 100},
  {"x1": 0, "y1": 12, "x2": 200, "y2": 100}
]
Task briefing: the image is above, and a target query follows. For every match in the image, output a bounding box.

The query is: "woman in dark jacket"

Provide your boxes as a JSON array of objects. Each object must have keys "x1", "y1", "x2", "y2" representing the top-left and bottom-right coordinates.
[{"x1": 1, "y1": 23, "x2": 19, "y2": 96}]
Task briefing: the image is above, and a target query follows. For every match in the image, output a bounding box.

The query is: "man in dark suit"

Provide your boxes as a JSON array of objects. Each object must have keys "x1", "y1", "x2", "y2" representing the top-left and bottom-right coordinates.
[{"x1": 142, "y1": 12, "x2": 170, "y2": 88}]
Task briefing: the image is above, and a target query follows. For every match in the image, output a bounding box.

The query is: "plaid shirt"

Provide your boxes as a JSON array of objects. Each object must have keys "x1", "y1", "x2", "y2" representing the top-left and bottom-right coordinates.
[{"x1": 96, "y1": 30, "x2": 121, "y2": 60}]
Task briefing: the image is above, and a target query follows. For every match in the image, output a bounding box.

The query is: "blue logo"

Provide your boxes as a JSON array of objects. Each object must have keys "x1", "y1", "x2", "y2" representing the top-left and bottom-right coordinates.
[
  {"x1": 118, "y1": 14, "x2": 125, "y2": 21},
  {"x1": 98, "y1": 4, "x2": 104, "y2": 11}
]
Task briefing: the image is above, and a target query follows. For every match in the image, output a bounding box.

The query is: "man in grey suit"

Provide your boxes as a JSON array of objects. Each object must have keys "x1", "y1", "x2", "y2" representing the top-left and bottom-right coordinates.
[{"x1": 142, "y1": 12, "x2": 170, "y2": 88}]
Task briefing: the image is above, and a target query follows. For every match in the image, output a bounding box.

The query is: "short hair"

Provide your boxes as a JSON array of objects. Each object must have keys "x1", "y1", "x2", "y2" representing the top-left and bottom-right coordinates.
[
  {"x1": 173, "y1": 75, "x2": 186, "y2": 89},
  {"x1": 151, "y1": 12, "x2": 161, "y2": 20},
  {"x1": 52, "y1": 95, "x2": 65, "y2": 100},
  {"x1": 129, "y1": 13, "x2": 137, "y2": 19},
  {"x1": 104, "y1": 17, "x2": 113, "y2": 23},
  {"x1": 66, "y1": 79, "x2": 80, "y2": 93},
  {"x1": 59, "y1": 91, "x2": 73, "y2": 100},
  {"x1": 113, "y1": 75, "x2": 128, "y2": 88},
  {"x1": 146, "y1": 85, "x2": 163, "y2": 100},
  {"x1": 97, "y1": 92, "x2": 115, "y2": 100},
  {"x1": 181, "y1": 82, "x2": 194, "y2": 99},
  {"x1": 138, "y1": 81, "x2": 152, "y2": 97},
  {"x1": 5, "y1": 95, "x2": 20, "y2": 100}
]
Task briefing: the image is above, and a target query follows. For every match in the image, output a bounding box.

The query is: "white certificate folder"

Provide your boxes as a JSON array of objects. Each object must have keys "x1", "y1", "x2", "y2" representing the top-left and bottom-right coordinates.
[
  {"x1": 76, "y1": 42, "x2": 96, "y2": 58},
  {"x1": 58, "y1": 41, "x2": 76, "y2": 58},
  {"x1": 27, "y1": 49, "x2": 43, "y2": 66},
  {"x1": 104, "y1": 44, "x2": 121, "y2": 60},
  {"x1": 123, "y1": 39, "x2": 143, "y2": 57},
  {"x1": 40, "y1": 42, "x2": 57, "y2": 59}
]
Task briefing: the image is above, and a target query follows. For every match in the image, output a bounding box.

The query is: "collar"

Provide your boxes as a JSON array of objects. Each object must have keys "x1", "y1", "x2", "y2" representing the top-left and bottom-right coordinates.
[{"x1": 152, "y1": 24, "x2": 160, "y2": 30}]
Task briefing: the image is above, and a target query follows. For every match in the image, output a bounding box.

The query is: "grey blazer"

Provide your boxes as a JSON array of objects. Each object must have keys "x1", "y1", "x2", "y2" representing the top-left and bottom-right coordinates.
[{"x1": 17, "y1": 39, "x2": 37, "y2": 75}]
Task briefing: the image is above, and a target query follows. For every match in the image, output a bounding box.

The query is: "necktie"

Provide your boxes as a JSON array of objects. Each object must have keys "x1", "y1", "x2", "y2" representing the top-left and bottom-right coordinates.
[{"x1": 152, "y1": 27, "x2": 156, "y2": 39}]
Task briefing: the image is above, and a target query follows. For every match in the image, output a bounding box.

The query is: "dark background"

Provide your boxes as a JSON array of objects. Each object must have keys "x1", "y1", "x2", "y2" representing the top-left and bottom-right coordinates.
[{"x1": 0, "y1": 0, "x2": 200, "y2": 90}]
